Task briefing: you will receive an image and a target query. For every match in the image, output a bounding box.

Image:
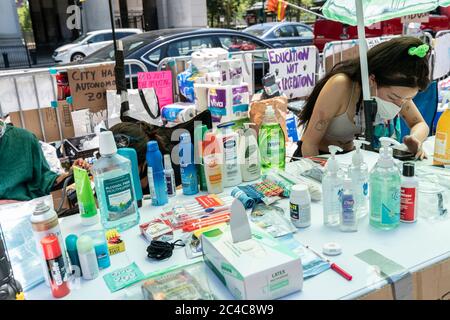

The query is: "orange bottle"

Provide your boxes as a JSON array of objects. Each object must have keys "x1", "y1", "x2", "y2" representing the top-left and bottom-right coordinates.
[{"x1": 434, "y1": 107, "x2": 450, "y2": 166}]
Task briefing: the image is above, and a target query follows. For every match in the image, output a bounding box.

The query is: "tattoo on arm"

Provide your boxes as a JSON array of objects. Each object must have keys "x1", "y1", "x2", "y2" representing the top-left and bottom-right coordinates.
[{"x1": 315, "y1": 119, "x2": 329, "y2": 131}]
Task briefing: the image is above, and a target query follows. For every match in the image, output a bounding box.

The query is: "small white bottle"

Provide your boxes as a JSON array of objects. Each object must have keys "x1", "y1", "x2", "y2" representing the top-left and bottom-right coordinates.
[
  {"x1": 239, "y1": 123, "x2": 261, "y2": 182},
  {"x1": 77, "y1": 235, "x2": 99, "y2": 280},
  {"x1": 340, "y1": 178, "x2": 358, "y2": 232},
  {"x1": 218, "y1": 122, "x2": 242, "y2": 188},
  {"x1": 290, "y1": 184, "x2": 311, "y2": 228},
  {"x1": 400, "y1": 162, "x2": 419, "y2": 223},
  {"x1": 322, "y1": 145, "x2": 344, "y2": 227},
  {"x1": 164, "y1": 154, "x2": 176, "y2": 197},
  {"x1": 349, "y1": 139, "x2": 371, "y2": 219}
]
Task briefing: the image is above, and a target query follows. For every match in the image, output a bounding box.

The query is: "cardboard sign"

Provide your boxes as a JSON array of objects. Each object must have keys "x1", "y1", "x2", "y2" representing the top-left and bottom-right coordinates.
[
  {"x1": 401, "y1": 13, "x2": 429, "y2": 24},
  {"x1": 137, "y1": 71, "x2": 173, "y2": 107},
  {"x1": 9, "y1": 101, "x2": 75, "y2": 142},
  {"x1": 68, "y1": 65, "x2": 116, "y2": 112},
  {"x1": 267, "y1": 46, "x2": 317, "y2": 99}
]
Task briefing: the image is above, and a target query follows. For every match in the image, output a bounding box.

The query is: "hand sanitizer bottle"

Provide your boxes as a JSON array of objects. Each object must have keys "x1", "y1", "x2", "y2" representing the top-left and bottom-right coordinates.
[
  {"x1": 93, "y1": 131, "x2": 140, "y2": 232},
  {"x1": 369, "y1": 137, "x2": 401, "y2": 230},
  {"x1": 239, "y1": 123, "x2": 261, "y2": 182},
  {"x1": 349, "y1": 139, "x2": 371, "y2": 219},
  {"x1": 322, "y1": 145, "x2": 344, "y2": 227},
  {"x1": 340, "y1": 178, "x2": 358, "y2": 232}
]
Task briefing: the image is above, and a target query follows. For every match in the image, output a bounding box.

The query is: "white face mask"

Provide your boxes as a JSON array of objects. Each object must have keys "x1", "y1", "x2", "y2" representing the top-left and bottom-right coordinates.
[{"x1": 372, "y1": 87, "x2": 402, "y2": 124}]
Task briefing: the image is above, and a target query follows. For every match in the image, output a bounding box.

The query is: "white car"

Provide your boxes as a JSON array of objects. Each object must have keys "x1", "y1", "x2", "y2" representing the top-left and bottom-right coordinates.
[{"x1": 52, "y1": 28, "x2": 142, "y2": 64}]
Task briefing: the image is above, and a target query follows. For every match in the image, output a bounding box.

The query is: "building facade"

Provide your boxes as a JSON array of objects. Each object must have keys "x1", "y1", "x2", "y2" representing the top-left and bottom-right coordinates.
[{"x1": 1, "y1": 0, "x2": 207, "y2": 50}]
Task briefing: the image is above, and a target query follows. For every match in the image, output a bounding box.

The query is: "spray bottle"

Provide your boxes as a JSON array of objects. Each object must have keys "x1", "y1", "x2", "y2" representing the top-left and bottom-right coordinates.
[
  {"x1": 369, "y1": 137, "x2": 401, "y2": 230},
  {"x1": 349, "y1": 139, "x2": 371, "y2": 219},
  {"x1": 322, "y1": 145, "x2": 344, "y2": 227},
  {"x1": 163, "y1": 154, "x2": 177, "y2": 197},
  {"x1": 146, "y1": 141, "x2": 169, "y2": 206},
  {"x1": 239, "y1": 123, "x2": 261, "y2": 182}
]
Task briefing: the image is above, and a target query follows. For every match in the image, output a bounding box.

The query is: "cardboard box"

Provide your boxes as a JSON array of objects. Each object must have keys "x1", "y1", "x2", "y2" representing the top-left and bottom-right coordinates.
[
  {"x1": 9, "y1": 101, "x2": 75, "y2": 142},
  {"x1": 360, "y1": 258, "x2": 450, "y2": 300},
  {"x1": 202, "y1": 225, "x2": 303, "y2": 300}
]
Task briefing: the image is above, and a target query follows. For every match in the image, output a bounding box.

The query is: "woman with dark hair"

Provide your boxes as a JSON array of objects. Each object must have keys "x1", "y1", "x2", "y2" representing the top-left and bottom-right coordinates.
[{"x1": 294, "y1": 36, "x2": 431, "y2": 159}]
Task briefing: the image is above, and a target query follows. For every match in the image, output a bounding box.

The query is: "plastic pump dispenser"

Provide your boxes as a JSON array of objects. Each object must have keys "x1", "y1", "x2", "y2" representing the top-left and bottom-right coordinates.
[
  {"x1": 350, "y1": 139, "x2": 371, "y2": 219},
  {"x1": 322, "y1": 145, "x2": 344, "y2": 227},
  {"x1": 326, "y1": 145, "x2": 343, "y2": 174},
  {"x1": 369, "y1": 137, "x2": 402, "y2": 230}
]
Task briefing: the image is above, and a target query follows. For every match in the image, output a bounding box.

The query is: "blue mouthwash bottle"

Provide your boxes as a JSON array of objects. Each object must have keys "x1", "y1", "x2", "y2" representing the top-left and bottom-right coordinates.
[
  {"x1": 146, "y1": 141, "x2": 169, "y2": 206},
  {"x1": 93, "y1": 131, "x2": 140, "y2": 232},
  {"x1": 369, "y1": 137, "x2": 401, "y2": 230},
  {"x1": 179, "y1": 132, "x2": 199, "y2": 195}
]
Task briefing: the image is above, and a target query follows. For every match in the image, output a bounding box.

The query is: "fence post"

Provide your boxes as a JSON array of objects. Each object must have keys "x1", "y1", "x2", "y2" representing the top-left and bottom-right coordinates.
[
  {"x1": 24, "y1": 43, "x2": 32, "y2": 68},
  {"x1": 2, "y1": 53, "x2": 9, "y2": 68}
]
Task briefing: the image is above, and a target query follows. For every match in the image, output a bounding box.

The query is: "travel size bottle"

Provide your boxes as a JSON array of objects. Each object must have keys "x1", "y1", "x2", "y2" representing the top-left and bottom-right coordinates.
[
  {"x1": 164, "y1": 154, "x2": 177, "y2": 197},
  {"x1": 146, "y1": 141, "x2": 169, "y2": 206},
  {"x1": 179, "y1": 133, "x2": 199, "y2": 195},
  {"x1": 349, "y1": 139, "x2": 371, "y2": 219},
  {"x1": 239, "y1": 123, "x2": 261, "y2": 182}
]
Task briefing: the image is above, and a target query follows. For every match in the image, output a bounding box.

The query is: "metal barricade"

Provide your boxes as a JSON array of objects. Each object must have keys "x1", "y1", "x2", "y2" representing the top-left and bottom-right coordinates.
[
  {"x1": 433, "y1": 30, "x2": 450, "y2": 81},
  {"x1": 157, "y1": 47, "x2": 321, "y2": 101},
  {"x1": 0, "y1": 59, "x2": 147, "y2": 143}
]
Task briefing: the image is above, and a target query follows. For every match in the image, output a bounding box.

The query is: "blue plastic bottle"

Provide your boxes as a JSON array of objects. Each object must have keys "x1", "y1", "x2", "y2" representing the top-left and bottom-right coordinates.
[
  {"x1": 146, "y1": 141, "x2": 169, "y2": 206},
  {"x1": 179, "y1": 133, "x2": 199, "y2": 195},
  {"x1": 117, "y1": 148, "x2": 143, "y2": 208}
]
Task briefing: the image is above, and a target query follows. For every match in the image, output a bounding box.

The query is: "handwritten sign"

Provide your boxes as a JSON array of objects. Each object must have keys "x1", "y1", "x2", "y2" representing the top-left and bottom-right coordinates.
[
  {"x1": 267, "y1": 46, "x2": 317, "y2": 99},
  {"x1": 401, "y1": 13, "x2": 429, "y2": 24},
  {"x1": 68, "y1": 65, "x2": 116, "y2": 112},
  {"x1": 137, "y1": 71, "x2": 173, "y2": 107}
]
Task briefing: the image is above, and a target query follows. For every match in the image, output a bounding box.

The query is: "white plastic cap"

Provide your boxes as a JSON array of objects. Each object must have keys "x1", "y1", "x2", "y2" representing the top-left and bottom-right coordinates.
[
  {"x1": 378, "y1": 137, "x2": 400, "y2": 167},
  {"x1": 99, "y1": 131, "x2": 117, "y2": 156},
  {"x1": 164, "y1": 154, "x2": 172, "y2": 170},
  {"x1": 291, "y1": 184, "x2": 310, "y2": 202}
]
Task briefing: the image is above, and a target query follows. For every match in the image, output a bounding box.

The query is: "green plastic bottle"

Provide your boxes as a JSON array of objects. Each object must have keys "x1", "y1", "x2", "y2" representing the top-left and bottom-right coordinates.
[
  {"x1": 194, "y1": 124, "x2": 208, "y2": 191},
  {"x1": 258, "y1": 106, "x2": 285, "y2": 173},
  {"x1": 369, "y1": 137, "x2": 401, "y2": 230}
]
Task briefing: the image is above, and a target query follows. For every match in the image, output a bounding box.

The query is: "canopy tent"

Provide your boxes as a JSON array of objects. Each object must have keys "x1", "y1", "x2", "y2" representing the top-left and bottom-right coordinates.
[{"x1": 321, "y1": 0, "x2": 450, "y2": 146}]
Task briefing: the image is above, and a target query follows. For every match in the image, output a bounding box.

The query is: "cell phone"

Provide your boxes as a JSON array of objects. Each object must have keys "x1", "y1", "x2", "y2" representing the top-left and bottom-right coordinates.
[{"x1": 393, "y1": 149, "x2": 415, "y2": 161}]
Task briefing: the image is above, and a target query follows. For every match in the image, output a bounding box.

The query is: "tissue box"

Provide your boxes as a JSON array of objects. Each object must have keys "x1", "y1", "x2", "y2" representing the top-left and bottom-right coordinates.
[
  {"x1": 206, "y1": 83, "x2": 250, "y2": 124},
  {"x1": 202, "y1": 225, "x2": 303, "y2": 300}
]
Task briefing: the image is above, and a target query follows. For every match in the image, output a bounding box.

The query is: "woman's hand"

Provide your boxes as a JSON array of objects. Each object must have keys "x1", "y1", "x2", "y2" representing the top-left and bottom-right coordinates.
[
  {"x1": 72, "y1": 158, "x2": 92, "y2": 172},
  {"x1": 403, "y1": 135, "x2": 427, "y2": 160}
]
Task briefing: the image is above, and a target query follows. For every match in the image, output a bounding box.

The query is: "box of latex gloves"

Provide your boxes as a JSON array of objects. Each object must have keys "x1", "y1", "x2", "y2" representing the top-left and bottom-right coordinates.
[
  {"x1": 201, "y1": 83, "x2": 250, "y2": 124},
  {"x1": 201, "y1": 203, "x2": 303, "y2": 300}
]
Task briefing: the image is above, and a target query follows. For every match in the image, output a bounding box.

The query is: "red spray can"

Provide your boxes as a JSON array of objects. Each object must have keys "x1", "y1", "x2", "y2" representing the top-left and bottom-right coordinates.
[{"x1": 41, "y1": 235, "x2": 71, "y2": 298}]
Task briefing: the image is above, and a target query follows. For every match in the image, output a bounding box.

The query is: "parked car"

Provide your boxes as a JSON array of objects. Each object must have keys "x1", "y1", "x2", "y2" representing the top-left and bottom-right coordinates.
[
  {"x1": 244, "y1": 22, "x2": 314, "y2": 48},
  {"x1": 53, "y1": 28, "x2": 142, "y2": 63},
  {"x1": 314, "y1": 6, "x2": 450, "y2": 52},
  {"x1": 83, "y1": 28, "x2": 272, "y2": 68},
  {"x1": 82, "y1": 28, "x2": 274, "y2": 89}
]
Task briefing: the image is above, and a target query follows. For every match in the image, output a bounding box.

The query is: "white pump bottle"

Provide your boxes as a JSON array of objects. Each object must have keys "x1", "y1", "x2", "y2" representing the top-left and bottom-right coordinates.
[
  {"x1": 350, "y1": 139, "x2": 371, "y2": 219},
  {"x1": 322, "y1": 145, "x2": 344, "y2": 227}
]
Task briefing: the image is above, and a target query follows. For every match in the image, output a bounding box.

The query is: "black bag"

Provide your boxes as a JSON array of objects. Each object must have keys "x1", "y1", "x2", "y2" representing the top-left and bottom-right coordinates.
[{"x1": 121, "y1": 110, "x2": 213, "y2": 187}]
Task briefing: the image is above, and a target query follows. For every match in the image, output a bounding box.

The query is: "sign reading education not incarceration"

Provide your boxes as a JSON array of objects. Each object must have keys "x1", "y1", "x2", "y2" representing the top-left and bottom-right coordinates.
[
  {"x1": 267, "y1": 46, "x2": 317, "y2": 99},
  {"x1": 68, "y1": 65, "x2": 116, "y2": 112}
]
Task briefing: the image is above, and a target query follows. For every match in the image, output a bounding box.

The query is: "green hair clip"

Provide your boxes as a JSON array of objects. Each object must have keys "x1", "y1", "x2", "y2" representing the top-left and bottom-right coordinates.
[{"x1": 408, "y1": 44, "x2": 430, "y2": 58}]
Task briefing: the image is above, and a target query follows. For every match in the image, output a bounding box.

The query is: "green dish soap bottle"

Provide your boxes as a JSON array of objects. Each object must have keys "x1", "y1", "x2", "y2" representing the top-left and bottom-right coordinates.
[
  {"x1": 369, "y1": 137, "x2": 401, "y2": 230},
  {"x1": 258, "y1": 105, "x2": 286, "y2": 173},
  {"x1": 93, "y1": 131, "x2": 140, "y2": 232}
]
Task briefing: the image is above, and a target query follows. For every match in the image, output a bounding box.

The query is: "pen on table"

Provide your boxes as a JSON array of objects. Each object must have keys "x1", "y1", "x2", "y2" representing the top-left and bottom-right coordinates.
[{"x1": 306, "y1": 245, "x2": 353, "y2": 281}]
